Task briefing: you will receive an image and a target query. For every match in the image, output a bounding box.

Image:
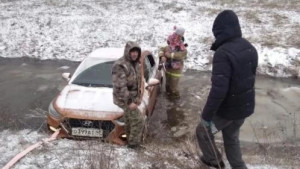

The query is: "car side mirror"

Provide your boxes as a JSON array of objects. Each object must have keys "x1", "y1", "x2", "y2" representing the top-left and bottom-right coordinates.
[
  {"x1": 146, "y1": 78, "x2": 160, "y2": 89},
  {"x1": 62, "y1": 72, "x2": 71, "y2": 81}
]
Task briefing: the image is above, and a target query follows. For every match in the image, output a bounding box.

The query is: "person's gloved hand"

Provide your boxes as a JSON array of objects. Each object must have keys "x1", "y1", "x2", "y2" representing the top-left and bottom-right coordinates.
[
  {"x1": 164, "y1": 51, "x2": 172, "y2": 58},
  {"x1": 129, "y1": 102, "x2": 138, "y2": 110},
  {"x1": 161, "y1": 56, "x2": 167, "y2": 62},
  {"x1": 158, "y1": 51, "x2": 164, "y2": 57},
  {"x1": 201, "y1": 118, "x2": 218, "y2": 134}
]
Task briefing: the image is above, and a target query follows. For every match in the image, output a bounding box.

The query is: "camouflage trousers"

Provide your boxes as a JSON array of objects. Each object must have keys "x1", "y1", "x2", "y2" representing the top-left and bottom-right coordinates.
[
  {"x1": 122, "y1": 107, "x2": 144, "y2": 146},
  {"x1": 165, "y1": 71, "x2": 181, "y2": 98}
]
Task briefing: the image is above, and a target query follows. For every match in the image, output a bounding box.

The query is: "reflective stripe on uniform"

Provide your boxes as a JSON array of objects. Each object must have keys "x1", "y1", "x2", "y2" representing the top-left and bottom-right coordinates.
[{"x1": 165, "y1": 71, "x2": 182, "y2": 78}]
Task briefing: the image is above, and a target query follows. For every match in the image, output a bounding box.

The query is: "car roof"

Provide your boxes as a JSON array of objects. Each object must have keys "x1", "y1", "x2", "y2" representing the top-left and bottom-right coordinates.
[{"x1": 88, "y1": 48, "x2": 124, "y2": 61}]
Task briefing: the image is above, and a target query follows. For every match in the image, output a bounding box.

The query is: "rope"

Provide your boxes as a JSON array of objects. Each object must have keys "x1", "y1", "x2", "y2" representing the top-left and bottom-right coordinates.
[
  {"x1": 200, "y1": 121, "x2": 223, "y2": 169},
  {"x1": 2, "y1": 129, "x2": 61, "y2": 169}
]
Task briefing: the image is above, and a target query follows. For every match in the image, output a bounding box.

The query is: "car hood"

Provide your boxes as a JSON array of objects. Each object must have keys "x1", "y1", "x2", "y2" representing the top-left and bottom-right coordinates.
[{"x1": 54, "y1": 84, "x2": 124, "y2": 120}]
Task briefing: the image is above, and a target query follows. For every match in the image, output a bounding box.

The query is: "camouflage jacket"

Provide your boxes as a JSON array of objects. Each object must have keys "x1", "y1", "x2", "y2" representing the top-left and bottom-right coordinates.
[{"x1": 112, "y1": 41, "x2": 142, "y2": 107}]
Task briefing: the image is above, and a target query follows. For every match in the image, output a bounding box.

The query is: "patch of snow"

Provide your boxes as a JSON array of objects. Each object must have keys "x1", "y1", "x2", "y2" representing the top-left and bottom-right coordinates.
[
  {"x1": 57, "y1": 66, "x2": 70, "y2": 70},
  {"x1": 254, "y1": 44, "x2": 300, "y2": 77},
  {"x1": 248, "y1": 165, "x2": 282, "y2": 169},
  {"x1": 282, "y1": 87, "x2": 300, "y2": 93},
  {"x1": 89, "y1": 48, "x2": 123, "y2": 60},
  {"x1": 0, "y1": 130, "x2": 151, "y2": 169},
  {"x1": 0, "y1": 46, "x2": 6, "y2": 51},
  {"x1": 37, "y1": 85, "x2": 48, "y2": 92},
  {"x1": 56, "y1": 85, "x2": 123, "y2": 113}
]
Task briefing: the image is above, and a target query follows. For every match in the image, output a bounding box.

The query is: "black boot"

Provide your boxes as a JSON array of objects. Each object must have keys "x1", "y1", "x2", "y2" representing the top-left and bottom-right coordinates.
[{"x1": 200, "y1": 156, "x2": 225, "y2": 169}]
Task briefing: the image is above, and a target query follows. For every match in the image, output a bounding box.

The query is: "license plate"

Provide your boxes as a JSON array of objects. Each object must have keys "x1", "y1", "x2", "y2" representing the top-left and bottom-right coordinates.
[{"x1": 71, "y1": 127, "x2": 103, "y2": 137}]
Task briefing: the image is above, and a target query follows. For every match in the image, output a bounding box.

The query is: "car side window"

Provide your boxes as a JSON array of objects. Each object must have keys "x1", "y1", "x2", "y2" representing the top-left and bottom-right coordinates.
[{"x1": 144, "y1": 54, "x2": 155, "y2": 82}]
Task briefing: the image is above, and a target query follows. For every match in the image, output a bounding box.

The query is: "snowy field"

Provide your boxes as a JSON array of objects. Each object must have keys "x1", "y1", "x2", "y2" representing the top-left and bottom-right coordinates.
[
  {"x1": 1, "y1": 0, "x2": 300, "y2": 168},
  {"x1": 0, "y1": 0, "x2": 300, "y2": 77}
]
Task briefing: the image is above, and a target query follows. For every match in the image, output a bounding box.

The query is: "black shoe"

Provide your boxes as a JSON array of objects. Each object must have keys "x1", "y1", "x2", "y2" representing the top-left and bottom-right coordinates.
[
  {"x1": 167, "y1": 93, "x2": 180, "y2": 101},
  {"x1": 200, "y1": 156, "x2": 225, "y2": 169}
]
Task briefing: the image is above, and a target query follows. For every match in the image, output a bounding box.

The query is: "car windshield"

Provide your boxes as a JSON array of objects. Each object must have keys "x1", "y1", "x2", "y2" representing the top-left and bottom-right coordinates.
[{"x1": 72, "y1": 61, "x2": 114, "y2": 87}]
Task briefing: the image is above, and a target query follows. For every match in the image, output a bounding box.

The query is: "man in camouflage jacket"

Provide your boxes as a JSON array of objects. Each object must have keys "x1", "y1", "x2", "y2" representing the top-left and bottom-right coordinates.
[{"x1": 112, "y1": 41, "x2": 143, "y2": 148}]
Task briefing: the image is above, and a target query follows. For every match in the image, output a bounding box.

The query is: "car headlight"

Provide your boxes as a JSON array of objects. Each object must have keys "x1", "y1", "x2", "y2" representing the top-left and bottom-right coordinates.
[{"x1": 48, "y1": 102, "x2": 62, "y2": 120}]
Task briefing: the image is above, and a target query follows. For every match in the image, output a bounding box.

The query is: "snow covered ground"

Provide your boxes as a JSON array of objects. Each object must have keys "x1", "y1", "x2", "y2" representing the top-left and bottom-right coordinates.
[
  {"x1": 0, "y1": 0, "x2": 299, "y2": 77},
  {"x1": 0, "y1": 129, "x2": 296, "y2": 169}
]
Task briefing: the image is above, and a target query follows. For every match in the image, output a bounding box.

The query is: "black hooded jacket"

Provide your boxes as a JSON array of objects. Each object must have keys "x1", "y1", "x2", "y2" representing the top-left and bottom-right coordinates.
[{"x1": 202, "y1": 10, "x2": 258, "y2": 121}]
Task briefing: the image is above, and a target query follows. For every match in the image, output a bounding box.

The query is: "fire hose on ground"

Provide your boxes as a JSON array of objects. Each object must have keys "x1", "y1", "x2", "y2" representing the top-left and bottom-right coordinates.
[{"x1": 2, "y1": 129, "x2": 61, "y2": 169}]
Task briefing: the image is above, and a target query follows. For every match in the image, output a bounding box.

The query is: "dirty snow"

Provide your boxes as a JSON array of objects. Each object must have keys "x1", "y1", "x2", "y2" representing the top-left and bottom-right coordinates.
[
  {"x1": 247, "y1": 165, "x2": 281, "y2": 169},
  {"x1": 0, "y1": 130, "x2": 149, "y2": 169},
  {"x1": 0, "y1": 129, "x2": 298, "y2": 169},
  {"x1": 0, "y1": 0, "x2": 300, "y2": 77}
]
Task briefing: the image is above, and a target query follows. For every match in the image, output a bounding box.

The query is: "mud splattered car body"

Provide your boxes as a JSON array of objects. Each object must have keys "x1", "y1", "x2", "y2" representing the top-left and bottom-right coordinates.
[{"x1": 47, "y1": 48, "x2": 162, "y2": 145}]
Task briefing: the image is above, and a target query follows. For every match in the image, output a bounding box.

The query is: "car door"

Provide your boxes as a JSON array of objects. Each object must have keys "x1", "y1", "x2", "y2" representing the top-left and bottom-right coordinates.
[{"x1": 143, "y1": 53, "x2": 160, "y2": 116}]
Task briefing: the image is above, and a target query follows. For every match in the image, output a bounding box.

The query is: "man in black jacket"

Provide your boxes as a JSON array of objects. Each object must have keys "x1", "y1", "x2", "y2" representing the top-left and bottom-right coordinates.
[{"x1": 196, "y1": 10, "x2": 258, "y2": 169}]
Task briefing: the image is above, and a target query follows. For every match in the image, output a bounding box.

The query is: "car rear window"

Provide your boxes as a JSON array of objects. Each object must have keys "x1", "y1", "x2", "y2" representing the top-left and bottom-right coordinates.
[{"x1": 72, "y1": 61, "x2": 114, "y2": 87}]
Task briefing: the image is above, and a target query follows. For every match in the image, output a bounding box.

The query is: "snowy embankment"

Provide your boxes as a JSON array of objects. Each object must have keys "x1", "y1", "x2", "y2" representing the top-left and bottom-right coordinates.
[{"x1": 0, "y1": 0, "x2": 299, "y2": 77}]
